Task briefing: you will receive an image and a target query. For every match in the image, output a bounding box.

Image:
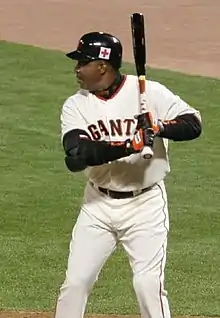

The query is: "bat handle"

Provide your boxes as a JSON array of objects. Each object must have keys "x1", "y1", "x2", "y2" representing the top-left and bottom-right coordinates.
[
  {"x1": 139, "y1": 89, "x2": 154, "y2": 160},
  {"x1": 141, "y1": 146, "x2": 153, "y2": 159}
]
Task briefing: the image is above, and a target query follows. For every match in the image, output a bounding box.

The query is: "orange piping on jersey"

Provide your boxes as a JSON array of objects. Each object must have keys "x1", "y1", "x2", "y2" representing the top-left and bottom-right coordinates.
[
  {"x1": 163, "y1": 120, "x2": 177, "y2": 125},
  {"x1": 110, "y1": 141, "x2": 124, "y2": 146}
]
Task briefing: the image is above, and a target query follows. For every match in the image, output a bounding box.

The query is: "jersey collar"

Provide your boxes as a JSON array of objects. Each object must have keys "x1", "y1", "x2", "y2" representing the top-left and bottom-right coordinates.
[{"x1": 92, "y1": 73, "x2": 126, "y2": 100}]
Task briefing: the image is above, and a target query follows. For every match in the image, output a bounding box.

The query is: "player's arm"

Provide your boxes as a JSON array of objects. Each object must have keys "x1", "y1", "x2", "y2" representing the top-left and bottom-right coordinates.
[
  {"x1": 63, "y1": 129, "x2": 130, "y2": 172},
  {"x1": 151, "y1": 82, "x2": 202, "y2": 141},
  {"x1": 63, "y1": 127, "x2": 151, "y2": 172},
  {"x1": 61, "y1": 96, "x2": 150, "y2": 173},
  {"x1": 156, "y1": 113, "x2": 201, "y2": 141}
]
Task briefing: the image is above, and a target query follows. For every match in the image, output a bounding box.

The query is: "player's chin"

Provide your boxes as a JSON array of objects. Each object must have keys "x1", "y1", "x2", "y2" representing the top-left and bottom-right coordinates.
[
  {"x1": 79, "y1": 81, "x2": 94, "y2": 91},
  {"x1": 77, "y1": 79, "x2": 88, "y2": 90}
]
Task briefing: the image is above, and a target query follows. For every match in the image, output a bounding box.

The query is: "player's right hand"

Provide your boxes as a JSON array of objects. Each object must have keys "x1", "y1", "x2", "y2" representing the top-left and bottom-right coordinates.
[{"x1": 135, "y1": 112, "x2": 154, "y2": 130}]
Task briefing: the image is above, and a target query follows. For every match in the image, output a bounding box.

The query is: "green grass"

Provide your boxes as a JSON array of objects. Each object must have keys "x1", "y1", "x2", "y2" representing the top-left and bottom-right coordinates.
[{"x1": 0, "y1": 41, "x2": 220, "y2": 316}]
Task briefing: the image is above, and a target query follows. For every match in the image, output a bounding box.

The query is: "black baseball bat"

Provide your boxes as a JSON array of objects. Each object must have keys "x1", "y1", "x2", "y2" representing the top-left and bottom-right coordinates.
[{"x1": 130, "y1": 12, "x2": 154, "y2": 159}]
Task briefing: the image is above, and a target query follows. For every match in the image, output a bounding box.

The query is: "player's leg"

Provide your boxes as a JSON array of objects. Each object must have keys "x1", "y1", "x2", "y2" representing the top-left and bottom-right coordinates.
[
  {"x1": 120, "y1": 182, "x2": 170, "y2": 318},
  {"x1": 55, "y1": 185, "x2": 117, "y2": 318}
]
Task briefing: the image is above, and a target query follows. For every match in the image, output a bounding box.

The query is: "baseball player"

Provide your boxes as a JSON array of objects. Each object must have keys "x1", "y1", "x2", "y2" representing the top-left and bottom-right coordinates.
[{"x1": 55, "y1": 32, "x2": 202, "y2": 318}]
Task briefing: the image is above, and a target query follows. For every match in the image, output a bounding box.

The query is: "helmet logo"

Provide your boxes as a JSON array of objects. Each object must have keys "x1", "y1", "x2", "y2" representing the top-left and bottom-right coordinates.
[{"x1": 98, "y1": 47, "x2": 111, "y2": 60}]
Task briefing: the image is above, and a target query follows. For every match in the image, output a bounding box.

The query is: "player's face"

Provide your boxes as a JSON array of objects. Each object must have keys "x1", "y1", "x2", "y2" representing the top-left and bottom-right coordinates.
[{"x1": 75, "y1": 60, "x2": 105, "y2": 91}]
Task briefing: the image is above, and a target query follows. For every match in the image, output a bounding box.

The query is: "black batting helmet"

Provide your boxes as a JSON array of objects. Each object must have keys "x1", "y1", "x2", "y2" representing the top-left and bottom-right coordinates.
[{"x1": 66, "y1": 32, "x2": 123, "y2": 69}]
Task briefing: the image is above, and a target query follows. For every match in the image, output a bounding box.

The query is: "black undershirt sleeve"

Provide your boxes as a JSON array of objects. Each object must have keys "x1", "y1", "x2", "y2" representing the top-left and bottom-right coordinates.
[
  {"x1": 158, "y1": 113, "x2": 202, "y2": 141},
  {"x1": 63, "y1": 129, "x2": 130, "y2": 172},
  {"x1": 62, "y1": 113, "x2": 202, "y2": 172}
]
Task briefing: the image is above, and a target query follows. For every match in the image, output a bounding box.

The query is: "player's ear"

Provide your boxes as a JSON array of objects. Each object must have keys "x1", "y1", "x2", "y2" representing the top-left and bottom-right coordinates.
[{"x1": 99, "y1": 61, "x2": 108, "y2": 75}]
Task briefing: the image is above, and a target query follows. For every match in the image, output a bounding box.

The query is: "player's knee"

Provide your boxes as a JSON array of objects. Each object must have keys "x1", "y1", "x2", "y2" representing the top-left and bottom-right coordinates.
[
  {"x1": 60, "y1": 275, "x2": 94, "y2": 294},
  {"x1": 133, "y1": 272, "x2": 159, "y2": 294}
]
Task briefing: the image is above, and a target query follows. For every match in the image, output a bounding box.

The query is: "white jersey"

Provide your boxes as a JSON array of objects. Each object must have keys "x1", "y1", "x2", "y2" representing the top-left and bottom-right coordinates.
[{"x1": 61, "y1": 75, "x2": 200, "y2": 191}]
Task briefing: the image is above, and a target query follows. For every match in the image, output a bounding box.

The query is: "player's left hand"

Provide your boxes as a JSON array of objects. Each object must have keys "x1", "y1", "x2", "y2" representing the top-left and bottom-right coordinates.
[{"x1": 135, "y1": 112, "x2": 160, "y2": 135}]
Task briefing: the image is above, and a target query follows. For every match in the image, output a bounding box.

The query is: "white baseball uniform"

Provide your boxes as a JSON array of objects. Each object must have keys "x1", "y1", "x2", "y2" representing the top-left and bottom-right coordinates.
[{"x1": 55, "y1": 75, "x2": 201, "y2": 318}]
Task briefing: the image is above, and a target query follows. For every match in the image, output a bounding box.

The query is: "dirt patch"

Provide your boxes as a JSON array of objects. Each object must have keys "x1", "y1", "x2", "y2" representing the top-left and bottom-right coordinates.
[
  {"x1": 0, "y1": 313, "x2": 217, "y2": 318},
  {"x1": 0, "y1": 0, "x2": 220, "y2": 78},
  {"x1": 0, "y1": 313, "x2": 52, "y2": 318}
]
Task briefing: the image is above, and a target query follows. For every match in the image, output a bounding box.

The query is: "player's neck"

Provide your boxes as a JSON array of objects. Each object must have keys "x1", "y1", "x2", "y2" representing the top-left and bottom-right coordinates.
[{"x1": 92, "y1": 72, "x2": 123, "y2": 99}]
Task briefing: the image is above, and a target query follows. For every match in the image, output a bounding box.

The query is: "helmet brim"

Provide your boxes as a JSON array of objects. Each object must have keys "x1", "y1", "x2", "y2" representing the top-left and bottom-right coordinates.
[{"x1": 66, "y1": 50, "x2": 94, "y2": 62}]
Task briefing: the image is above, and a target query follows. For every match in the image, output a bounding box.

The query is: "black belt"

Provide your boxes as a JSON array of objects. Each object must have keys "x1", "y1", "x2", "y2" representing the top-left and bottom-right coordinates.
[{"x1": 91, "y1": 182, "x2": 155, "y2": 199}]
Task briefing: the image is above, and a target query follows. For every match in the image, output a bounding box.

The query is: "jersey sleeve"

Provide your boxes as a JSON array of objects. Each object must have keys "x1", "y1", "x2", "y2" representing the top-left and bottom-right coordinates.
[
  {"x1": 151, "y1": 82, "x2": 201, "y2": 121},
  {"x1": 60, "y1": 96, "x2": 90, "y2": 141}
]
